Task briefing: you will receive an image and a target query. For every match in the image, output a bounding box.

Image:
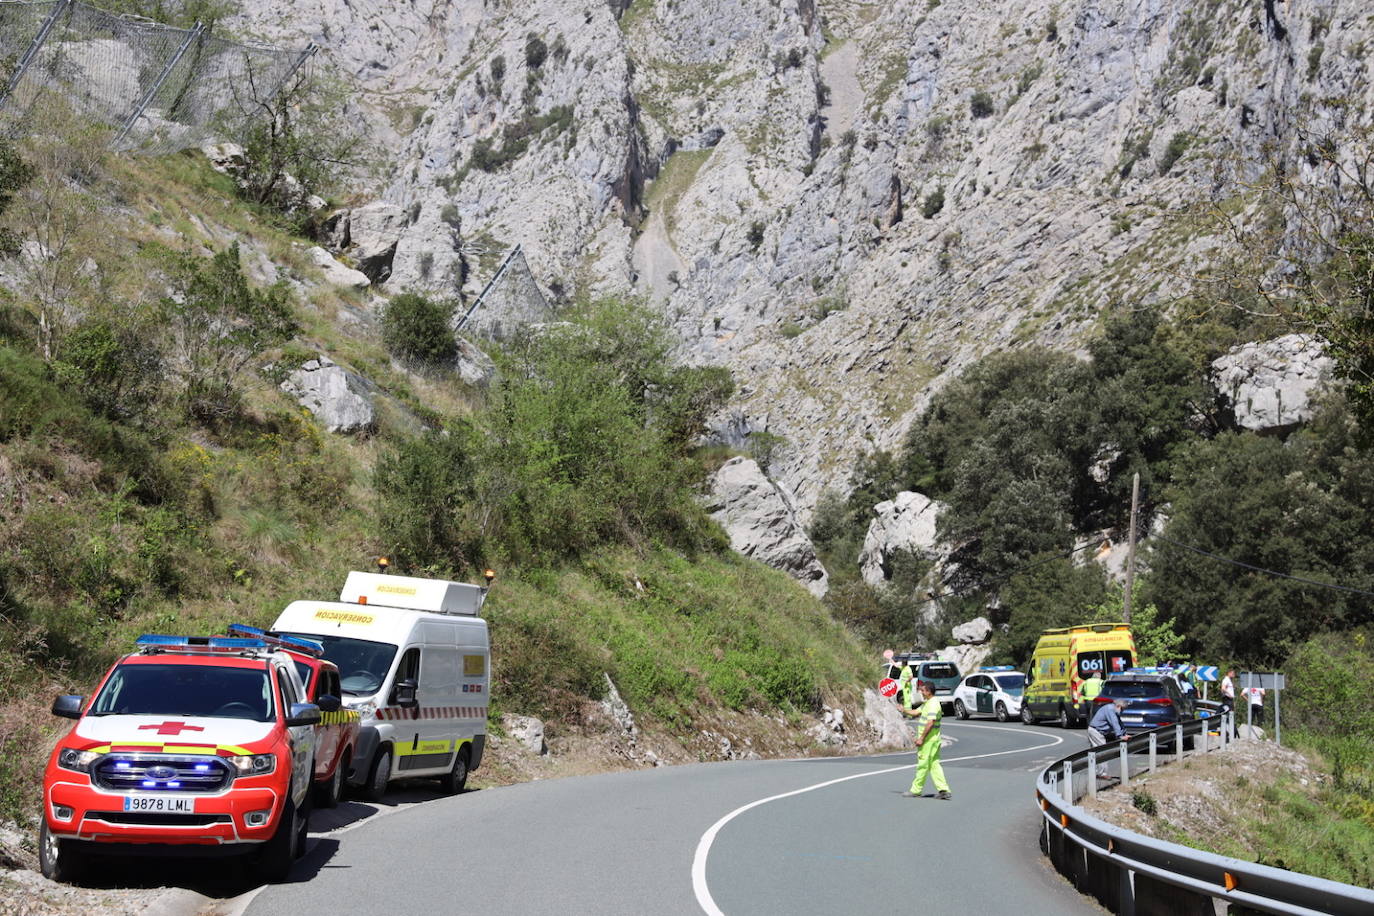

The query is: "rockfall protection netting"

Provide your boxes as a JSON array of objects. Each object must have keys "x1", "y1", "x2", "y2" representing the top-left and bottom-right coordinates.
[
  {"x1": 0, "y1": 0, "x2": 311, "y2": 155},
  {"x1": 456, "y1": 245, "x2": 552, "y2": 341}
]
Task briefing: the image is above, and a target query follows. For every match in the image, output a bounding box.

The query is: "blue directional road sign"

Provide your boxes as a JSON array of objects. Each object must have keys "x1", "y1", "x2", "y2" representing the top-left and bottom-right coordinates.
[{"x1": 1195, "y1": 666, "x2": 1219, "y2": 682}]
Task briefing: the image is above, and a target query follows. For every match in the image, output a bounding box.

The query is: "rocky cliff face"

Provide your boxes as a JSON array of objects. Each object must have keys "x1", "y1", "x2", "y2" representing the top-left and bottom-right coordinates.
[{"x1": 231, "y1": 0, "x2": 1374, "y2": 516}]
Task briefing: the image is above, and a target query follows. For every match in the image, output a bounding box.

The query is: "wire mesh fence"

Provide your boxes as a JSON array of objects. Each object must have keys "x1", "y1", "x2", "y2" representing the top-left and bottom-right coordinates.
[
  {"x1": 0, "y1": 0, "x2": 310, "y2": 155},
  {"x1": 457, "y1": 245, "x2": 552, "y2": 341}
]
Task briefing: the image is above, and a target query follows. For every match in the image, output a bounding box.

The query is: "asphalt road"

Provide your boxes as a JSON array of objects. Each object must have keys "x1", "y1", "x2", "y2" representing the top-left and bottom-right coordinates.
[{"x1": 232, "y1": 720, "x2": 1103, "y2": 916}]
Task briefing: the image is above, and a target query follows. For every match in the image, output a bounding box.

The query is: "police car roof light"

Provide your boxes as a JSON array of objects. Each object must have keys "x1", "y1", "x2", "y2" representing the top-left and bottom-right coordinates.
[
  {"x1": 979, "y1": 665, "x2": 1016, "y2": 671},
  {"x1": 226, "y1": 624, "x2": 324, "y2": 657},
  {"x1": 136, "y1": 634, "x2": 268, "y2": 654}
]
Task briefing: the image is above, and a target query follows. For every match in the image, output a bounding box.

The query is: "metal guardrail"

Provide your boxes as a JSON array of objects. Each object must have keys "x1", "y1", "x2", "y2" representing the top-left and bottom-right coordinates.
[{"x1": 1035, "y1": 714, "x2": 1374, "y2": 915}]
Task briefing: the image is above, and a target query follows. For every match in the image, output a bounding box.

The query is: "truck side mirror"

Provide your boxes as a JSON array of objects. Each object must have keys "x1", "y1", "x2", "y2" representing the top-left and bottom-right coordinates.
[
  {"x1": 287, "y1": 703, "x2": 322, "y2": 727},
  {"x1": 394, "y1": 678, "x2": 418, "y2": 708},
  {"x1": 316, "y1": 694, "x2": 342, "y2": 713},
  {"x1": 51, "y1": 695, "x2": 85, "y2": 719}
]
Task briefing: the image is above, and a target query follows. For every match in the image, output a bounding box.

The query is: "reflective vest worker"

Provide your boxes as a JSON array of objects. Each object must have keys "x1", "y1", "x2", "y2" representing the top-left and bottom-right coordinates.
[
  {"x1": 1081, "y1": 671, "x2": 1103, "y2": 701},
  {"x1": 901, "y1": 682, "x2": 951, "y2": 800},
  {"x1": 899, "y1": 662, "x2": 915, "y2": 711}
]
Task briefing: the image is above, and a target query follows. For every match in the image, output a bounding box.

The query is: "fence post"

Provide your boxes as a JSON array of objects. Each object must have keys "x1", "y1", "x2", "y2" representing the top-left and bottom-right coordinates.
[
  {"x1": 112, "y1": 20, "x2": 205, "y2": 149},
  {"x1": 264, "y1": 42, "x2": 317, "y2": 107},
  {"x1": 0, "y1": 0, "x2": 72, "y2": 112},
  {"x1": 1148, "y1": 732, "x2": 1157, "y2": 772}
]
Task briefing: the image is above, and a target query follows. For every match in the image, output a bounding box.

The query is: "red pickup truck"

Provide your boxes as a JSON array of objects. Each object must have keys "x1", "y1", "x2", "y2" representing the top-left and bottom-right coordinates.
[{"x1": 229, "y1": 625, "x2": 360, "y2": 807}]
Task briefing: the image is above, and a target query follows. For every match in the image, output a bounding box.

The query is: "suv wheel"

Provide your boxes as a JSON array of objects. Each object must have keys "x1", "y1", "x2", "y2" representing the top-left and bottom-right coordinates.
[
  {"x1": 954, "y1": 699, "x2": 970, "y2": 720},
  {"x1": 995, "y1": 702, "x2": 1009, "y2": 722},
  {"x1": 316, "y1": 754, "x2": 347, "y2": 809},
  {"x1": 39, "y1": 821, "x2": 85, "y2": 883},
  {"x1": 1021, "y1": 704, "x2": 1036, "y2": 725},
  {"x1": 257, "y1": 799, "x2": 298, "y2": 883}
]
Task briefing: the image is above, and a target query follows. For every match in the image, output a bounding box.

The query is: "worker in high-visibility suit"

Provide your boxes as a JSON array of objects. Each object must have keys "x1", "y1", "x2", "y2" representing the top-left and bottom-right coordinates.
[
  {"x1": 901, "y1": 681, "x2": 951, "y2": 799},
  {"x1": 1080, "y1": 670, "x2": 1103, "y2": 720},
  {"x1": 898, "y1": 660, "x2": 916, "y2": 712}
]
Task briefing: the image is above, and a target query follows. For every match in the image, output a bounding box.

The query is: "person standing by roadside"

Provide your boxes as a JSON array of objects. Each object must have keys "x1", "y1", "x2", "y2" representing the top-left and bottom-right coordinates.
[
  {"x1": 1243, "y1": 680, "x2": 1266, "y2": 727},
  {"x1": 1087, "y1": 698, "x2": 1128, "y2": 779},
  {"x1": 1220, "y1": 668, "x2": 1236, "y2": 735},
  {"x1": 901, "y1": 682, "x2": 951, "y2": 799},
  {"x1": 1080, "y1": 669, "x2": 1104, "y2": 721},
  {"x1": 898, "y1": 658, "x2": 916, "y2": 713}
]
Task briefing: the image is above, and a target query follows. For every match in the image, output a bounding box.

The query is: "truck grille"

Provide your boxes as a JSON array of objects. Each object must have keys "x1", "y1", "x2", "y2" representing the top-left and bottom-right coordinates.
[
  {"x1": 89, "y1": 812, "x2": 232, "y2": 827},
  {"x1": 92, "y1": 755, "x2": 233, "y2": 793}
]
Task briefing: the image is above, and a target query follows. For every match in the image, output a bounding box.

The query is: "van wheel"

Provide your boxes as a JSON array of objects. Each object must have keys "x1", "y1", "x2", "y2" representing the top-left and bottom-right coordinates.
[
  {"x1": 362, "y1": 748, "x2": 391, "y2": 803},
  {"x1": 954, "y1": 699, "x2": 970, "y2": 720},
  {"x1": 438, "y1": 746, "x2": 470, "y2": 795},
  {"x1": 257, "y1": 798, "x2": 297, "y2": 883},
  {"x1": 39, "y1": 821, "x2": 85, "y2": 883},
  {"x1": 1055, "y1": 705, "x2": 1070, "y2": 728},
  {"x1": 996, "y1": 702, "x2": 1009, "y2": 723},
  {"x1": 1021, "y1": 705, "x2": 1037, "y2": 725},
  {"x1": 316, "y1": 754, "x2": 346, "y2": 809}
]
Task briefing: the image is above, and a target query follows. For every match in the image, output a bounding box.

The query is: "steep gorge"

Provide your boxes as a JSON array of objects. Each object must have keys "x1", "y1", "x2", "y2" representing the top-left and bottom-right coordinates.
[{"x1": 232, "y1": 0, "x2": 1373, "y2": 516}]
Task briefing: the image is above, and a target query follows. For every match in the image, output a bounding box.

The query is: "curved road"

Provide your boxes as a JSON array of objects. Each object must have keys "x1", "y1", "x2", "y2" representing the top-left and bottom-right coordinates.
[{"x1": 230, "y1": 721, "x2": 1102, "y2": 915}]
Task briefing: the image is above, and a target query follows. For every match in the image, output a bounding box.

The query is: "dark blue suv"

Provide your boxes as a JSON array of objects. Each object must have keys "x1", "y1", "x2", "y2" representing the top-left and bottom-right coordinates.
[{"x1": 1094, "y1": 671, "x2": 1196, "y2": 735}]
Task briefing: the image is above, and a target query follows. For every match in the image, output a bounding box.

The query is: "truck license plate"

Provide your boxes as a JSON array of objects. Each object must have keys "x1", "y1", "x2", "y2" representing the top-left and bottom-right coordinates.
[{"x1": 122, "y1": 795, "x2": 195, "y2": 813}]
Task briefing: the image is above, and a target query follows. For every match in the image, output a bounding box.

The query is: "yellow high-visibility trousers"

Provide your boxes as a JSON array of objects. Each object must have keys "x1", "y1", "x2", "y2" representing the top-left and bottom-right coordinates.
[{"x1": 909, "y1": 734, "x2": 949, "y2": 794}]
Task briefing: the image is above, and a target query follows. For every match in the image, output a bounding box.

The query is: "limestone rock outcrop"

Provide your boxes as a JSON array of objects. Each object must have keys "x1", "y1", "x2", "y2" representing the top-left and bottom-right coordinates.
[
  {"x1": 706, "y1": 457, "x2": 828, "y2": 597},
  {"x1": 306, "y1": 246, "x2": 370, "y2": 289},
  {"x1": 859, "y1": 491, "x2": 945, "y2": 588},
  {"x1": 1211, "y1": 335, "x2": 1334, "y2": 433},
  {"x1": 280, "y1": 356, "x2": 376, "y2": 434}
]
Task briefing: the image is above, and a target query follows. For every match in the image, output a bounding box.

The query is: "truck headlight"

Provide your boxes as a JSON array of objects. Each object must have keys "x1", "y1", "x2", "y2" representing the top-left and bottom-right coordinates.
[
  {"x1": 226, "y1": 753, "x2": 276, "y2": 776},
  {"x1": 57, "y1": 748, "x2": 100, "y2": 773}
]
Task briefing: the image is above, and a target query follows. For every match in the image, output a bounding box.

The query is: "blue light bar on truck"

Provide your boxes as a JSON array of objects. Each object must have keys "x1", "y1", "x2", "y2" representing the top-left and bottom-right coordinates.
[
  {"x1": 136, "y1": 634, "x2": 266, "y2": 653},
  {"x1": 226, "y1": 624, "x2": 324, "y2": 657}
]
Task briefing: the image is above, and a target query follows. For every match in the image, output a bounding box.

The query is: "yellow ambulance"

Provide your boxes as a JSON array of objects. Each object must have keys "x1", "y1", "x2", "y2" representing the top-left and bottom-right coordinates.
[{"x1": 1020, "y1": 622, "x2": 1136, "y2": 727}]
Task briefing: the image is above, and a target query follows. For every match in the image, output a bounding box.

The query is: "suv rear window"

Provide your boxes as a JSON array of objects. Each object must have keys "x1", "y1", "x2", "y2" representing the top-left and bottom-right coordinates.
[
  {"x1": 921, "y1": 663, "x2": 959, "y2": 679},
  {"x1": 1102, "y1": 681, "x2": 1166, "y2": 699}
]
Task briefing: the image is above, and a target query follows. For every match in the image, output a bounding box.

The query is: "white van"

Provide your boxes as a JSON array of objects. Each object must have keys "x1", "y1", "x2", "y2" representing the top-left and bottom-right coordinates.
[{"x1": 271, "y1": 571, "x2": 490, "y2": 800}]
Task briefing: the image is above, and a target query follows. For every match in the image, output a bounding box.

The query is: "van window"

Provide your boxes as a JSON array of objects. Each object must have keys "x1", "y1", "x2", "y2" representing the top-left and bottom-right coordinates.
[
  {"x1": 396, "y1": 647, "x2": 420, "y2": 684},
  {"x1": 280, "y1": 633, "x2": 397, "y2": 697}
]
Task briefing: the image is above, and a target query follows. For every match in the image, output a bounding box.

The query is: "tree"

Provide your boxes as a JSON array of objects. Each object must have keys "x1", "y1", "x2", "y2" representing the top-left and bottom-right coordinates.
[
  {"x1": 382, "y1": 292, "x2": 456, "y2": 366},
  {"x1": 160, "y1": 244, "x2": 297, "y2": 422}
]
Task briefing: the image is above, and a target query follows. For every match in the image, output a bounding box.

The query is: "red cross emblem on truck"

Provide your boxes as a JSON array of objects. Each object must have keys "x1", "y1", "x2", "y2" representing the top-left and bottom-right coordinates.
[{"x1": 138, "y1": 721, "x2": 205, "y2": 736}]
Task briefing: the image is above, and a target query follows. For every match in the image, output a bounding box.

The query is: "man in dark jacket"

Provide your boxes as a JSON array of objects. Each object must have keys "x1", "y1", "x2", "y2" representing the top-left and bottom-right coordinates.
[{"x1": 1087, "y1": 698, "x2": 1127, "y2": 779}]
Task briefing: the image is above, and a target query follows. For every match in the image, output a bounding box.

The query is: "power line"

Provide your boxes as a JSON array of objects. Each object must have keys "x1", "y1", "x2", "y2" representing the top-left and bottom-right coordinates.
[{"x1": 1152, "y1": 533, "x2": 1374, "y2": 598}]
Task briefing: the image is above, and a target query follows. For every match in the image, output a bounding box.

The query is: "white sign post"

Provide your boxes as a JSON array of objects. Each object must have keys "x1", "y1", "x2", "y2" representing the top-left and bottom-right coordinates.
[{"x1": 1239, "y1": 672, "x2": 1285, "y2": 745}]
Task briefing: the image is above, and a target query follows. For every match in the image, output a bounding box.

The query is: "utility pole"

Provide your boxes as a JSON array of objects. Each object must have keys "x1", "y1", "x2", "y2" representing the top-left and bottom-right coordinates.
[{"x1": 1123, "y1": 472, "x2": 1140, "y2": 623}]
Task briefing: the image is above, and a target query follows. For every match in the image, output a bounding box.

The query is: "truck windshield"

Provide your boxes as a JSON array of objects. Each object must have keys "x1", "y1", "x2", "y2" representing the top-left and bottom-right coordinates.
[
  {"x1": 281, "y1": 633, "x2": 396, "y2": 697},
  {"x1": 89, "y1": 664, "x2": 273, "y2": 721}
]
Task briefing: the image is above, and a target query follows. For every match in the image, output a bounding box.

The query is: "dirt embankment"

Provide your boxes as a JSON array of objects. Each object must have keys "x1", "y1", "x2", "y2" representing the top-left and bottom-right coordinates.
[{"x1": 1079, "y1": 739, "x2": 1323, "y2": 856}]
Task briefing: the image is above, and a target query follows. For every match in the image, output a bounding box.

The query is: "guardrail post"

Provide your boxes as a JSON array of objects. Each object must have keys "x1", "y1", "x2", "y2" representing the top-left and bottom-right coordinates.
[
  {"x1": 1148, "y1": 732, "x2": 1157, "y2": 772},
  {"x1": 1063, "y1": 760, "x2": 1075, "y2": 802},
  {"x1": 1087, "y1": 752, "x2": 1097, "y2": 797},
  {"x1": 1119, "y1": 742, "x2": 1129, "y2": 786},
  {"x1": 1119, "y1": 867, "x2": 1136, "y2": 916},
  {"x1": 1175, "y1": 725, "x2": 1184, "y2": 763},
  {"x1": 1200, "y1": 721, "x2": 1208, "y2": 754}
]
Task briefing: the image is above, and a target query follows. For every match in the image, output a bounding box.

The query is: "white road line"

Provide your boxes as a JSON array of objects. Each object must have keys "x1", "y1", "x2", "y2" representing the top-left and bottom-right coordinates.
[{"x1": 691, "y1": 726, "x2": 1065, "y2": 916}]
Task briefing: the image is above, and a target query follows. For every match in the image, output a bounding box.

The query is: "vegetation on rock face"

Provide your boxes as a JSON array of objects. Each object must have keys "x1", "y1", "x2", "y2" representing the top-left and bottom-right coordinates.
[{"x1": 381, "y1": 291, "x2": 457, "y2": 366}]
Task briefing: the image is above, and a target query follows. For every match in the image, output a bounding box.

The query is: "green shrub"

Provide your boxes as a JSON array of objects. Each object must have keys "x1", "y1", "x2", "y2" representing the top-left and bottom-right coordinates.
[
  {"x1": 970, "y1": 91, "x2": 995, "y2": 118},
  {"x1": 374, "y1": 423, "x2": 482, "y2": 571},
  {"x1": 525, "y1": 34, "x2": 549, "y2": 69},
  {"x1": 381, "y1": 291, "x2": 456, "y2": 365},
  {"x1": 0, "y1": 139, "x2": 34, "y2": 256},
  {"x1": 921, "y1": 186, "x2": 945, "y2": 218},
  {"x1": 490, "y1": 55, "x2": 506, "y2": 83},
  {"x1": 1131, "y1": 790, "x2": 1158, "y2": 815},
  {"x1": 1158, "y1": 132, "x2": 1192, "y2": 176},
  {"x1": 159, "y1": 243, "x2": 297, "y2": 423},
  {"x1": 52, "y1": 319, "x2": 162, "y2": 421}
]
